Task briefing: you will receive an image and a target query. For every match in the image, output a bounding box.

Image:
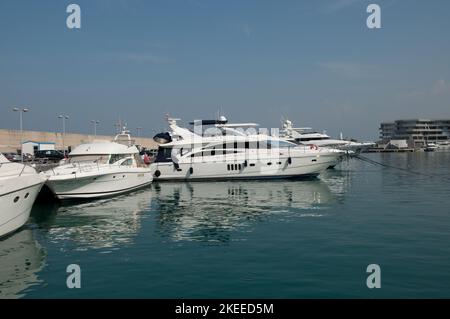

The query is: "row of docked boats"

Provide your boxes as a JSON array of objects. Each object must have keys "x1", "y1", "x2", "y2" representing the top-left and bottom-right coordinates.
[{"x1": 1, "y1": 116, "x2": 371, "y2": 238}]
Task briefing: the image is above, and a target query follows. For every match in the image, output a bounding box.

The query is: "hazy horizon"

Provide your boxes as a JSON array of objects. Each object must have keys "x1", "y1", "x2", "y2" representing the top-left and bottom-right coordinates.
[{"x1": 1, "y1": 0, "x2": 449, "y2": 140}]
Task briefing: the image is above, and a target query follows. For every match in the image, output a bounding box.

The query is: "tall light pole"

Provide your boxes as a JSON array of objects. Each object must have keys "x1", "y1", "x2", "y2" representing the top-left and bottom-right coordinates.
[
  {"x1": 13, "y1": 107, "x2": 29, "y2": 162},
  {"x1": 136, "y1": 126, "x2": 143, "y2": 137},
  {"x1": 91, "y1": 120, "x2": 100, "y2": 136},
  {"x1": 58, "y1": 114, "x2": 69, "y2": 156}
]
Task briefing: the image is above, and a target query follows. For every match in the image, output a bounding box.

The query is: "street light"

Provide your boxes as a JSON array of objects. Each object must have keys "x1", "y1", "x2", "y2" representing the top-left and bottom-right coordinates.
[
  {"x1": 12, "y1": 107, "x2": 29, "y2": 162},
  {"x1": 91, "y1": 120, "x2": 100, "y2": 136},
  {"x1": 58, "y1": 114, "x2": 69, "y2": 156}
]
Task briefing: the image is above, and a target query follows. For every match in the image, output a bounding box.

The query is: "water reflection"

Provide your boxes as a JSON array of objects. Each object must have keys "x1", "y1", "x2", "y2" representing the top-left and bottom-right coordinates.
[
  {"x1": 0, "y1": 229, "x2": 46, "y2": 299},
  {"x1": 31, "y1": 189, "x2": 152, "y2": 250},
  {"x1": 152, "y1": 175, "x2": 348, "y2": 243}
]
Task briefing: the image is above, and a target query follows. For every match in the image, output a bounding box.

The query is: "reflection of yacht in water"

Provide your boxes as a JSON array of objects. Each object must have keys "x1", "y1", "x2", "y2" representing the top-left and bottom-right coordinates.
[
  {"x1": 0, "y1": 229, "x2": 46, "y2": 299},
  {"x1": 152, "y1": 177, "x2": 348, "y2": 243},
  {"x1": 32, "y1": 189, "x2": 152, "y2": 250}
]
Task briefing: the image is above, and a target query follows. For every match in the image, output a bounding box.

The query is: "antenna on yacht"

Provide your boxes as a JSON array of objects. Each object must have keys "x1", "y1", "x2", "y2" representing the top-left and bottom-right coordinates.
[{"x1": 340, "y1": 132, "x2": 344, "y2": 140}]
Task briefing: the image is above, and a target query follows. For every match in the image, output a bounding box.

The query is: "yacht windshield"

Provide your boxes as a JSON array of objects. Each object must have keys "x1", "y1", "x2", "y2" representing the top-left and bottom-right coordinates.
[
  {"x1": 68, "y1": 155, "x2": 109, "y2": 164},
  {"x1": 267, "y1": 140, "x2": 297, "y2": 148}
]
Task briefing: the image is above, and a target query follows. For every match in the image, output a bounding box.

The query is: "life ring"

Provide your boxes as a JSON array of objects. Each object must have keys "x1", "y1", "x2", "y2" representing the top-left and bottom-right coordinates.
[{"x1": 309, "y1": 144, "x2": 318, "y2": 150}]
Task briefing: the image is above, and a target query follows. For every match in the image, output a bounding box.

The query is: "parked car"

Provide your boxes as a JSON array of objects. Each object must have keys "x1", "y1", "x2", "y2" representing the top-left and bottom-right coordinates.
[
  {"x1": 3, "y1": 152, "x2": 21, "y2": 162},
  {"x1": 34, "y1": 150, "x2": 65, "y2": 162}
]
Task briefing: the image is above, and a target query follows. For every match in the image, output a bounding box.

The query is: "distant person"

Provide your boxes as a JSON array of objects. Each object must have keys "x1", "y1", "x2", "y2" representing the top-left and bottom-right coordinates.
[{"x1": 143, "y1": 153, "x2": 151, "y2": 165}]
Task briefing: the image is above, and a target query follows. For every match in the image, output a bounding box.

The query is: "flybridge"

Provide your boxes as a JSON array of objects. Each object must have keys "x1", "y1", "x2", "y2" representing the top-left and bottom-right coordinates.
[{"x1": 189, "y1": 116, "x2": 259, "y2": 129}]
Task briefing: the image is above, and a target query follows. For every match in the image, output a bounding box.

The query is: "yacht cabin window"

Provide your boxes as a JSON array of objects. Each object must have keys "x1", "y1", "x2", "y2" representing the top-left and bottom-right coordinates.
[
  {"x1": 68, "y1": 155, "x2": 108, "y2": 164},
  {"x1": 109, "y1": 154, "x2": 132, "y2": 164},
  {"x1": 121, "y1": 158, "x2": 133, "y2": 166}
]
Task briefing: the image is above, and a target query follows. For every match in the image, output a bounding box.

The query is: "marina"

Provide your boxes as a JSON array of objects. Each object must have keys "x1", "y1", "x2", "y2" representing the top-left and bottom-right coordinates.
[
  {"x1": 1, "y1": 114, "x2": 450, "y2": 299},
  {"x1": 1, "y1": 0, "x2": 450, "y2": 304}
]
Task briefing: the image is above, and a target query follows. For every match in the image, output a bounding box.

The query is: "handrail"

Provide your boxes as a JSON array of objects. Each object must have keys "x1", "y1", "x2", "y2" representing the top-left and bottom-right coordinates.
[{"x1": 0, "y1": 161, "x2": 28, "y2": 178}]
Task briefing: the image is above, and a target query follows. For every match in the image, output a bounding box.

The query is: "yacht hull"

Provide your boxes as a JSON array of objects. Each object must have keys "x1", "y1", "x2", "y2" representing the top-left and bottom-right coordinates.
[
  {"x1": 46, "y1": 170, "x2": 153, "y2": 200},
  {"x1": 0, "y1": 175, "x2": 45, "y2": 238},
  {"x1": 152, "y1": 154, "x2": 338, "y2": 181}
]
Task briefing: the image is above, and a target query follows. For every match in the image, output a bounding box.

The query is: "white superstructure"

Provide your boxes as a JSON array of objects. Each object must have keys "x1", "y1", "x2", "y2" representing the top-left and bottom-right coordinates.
[
  {"x1": 151, "y1": 117, "x2": 344, "y2": 181},
  {"x1": 0, "y1": 154, "x2": 46, "y2": 237},
  {"x1": 280, "y1": 119, "x2": 374, "y2": 153},
  {"x1": 44, "y1": 130, "x2": 153, "y2": 199}
]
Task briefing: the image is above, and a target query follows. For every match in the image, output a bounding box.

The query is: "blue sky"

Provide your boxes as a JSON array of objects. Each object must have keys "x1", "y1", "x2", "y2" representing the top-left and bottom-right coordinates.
[{"x1": 1, "y1": 0, "x2": 449, "y2": 139}]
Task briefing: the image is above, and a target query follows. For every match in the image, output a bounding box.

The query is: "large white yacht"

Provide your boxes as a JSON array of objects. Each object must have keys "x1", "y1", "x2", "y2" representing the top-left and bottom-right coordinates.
[
  {"x1": 151, "y1": 117, "x2": 344, "y2": 181},
  {"x1": 280, "y1": 119, "x2": 374, "y2": 153},
  {"x1": 0, "y1": 153, "x2": 47, "y2": 238},
  {"x1": 44, "y1": 129, "x2": 153, "y2": 200}
]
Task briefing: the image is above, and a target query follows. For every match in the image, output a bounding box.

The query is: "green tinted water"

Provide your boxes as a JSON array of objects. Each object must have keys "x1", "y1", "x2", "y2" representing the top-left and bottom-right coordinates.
[{"x1": 1, "y1": 153, "x2": 450, "y2": 298}]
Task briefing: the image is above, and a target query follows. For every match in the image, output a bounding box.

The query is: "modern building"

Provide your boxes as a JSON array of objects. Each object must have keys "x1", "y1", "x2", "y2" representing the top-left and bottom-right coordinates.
[{"x1": 379, "y1": 119, "x2": 450, "y2": 147}]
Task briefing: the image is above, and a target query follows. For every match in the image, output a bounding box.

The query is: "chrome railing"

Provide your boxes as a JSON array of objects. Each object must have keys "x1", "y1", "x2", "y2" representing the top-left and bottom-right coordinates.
[{"x1": 0, "y1": 161, "x2": 27, "y2": 178}]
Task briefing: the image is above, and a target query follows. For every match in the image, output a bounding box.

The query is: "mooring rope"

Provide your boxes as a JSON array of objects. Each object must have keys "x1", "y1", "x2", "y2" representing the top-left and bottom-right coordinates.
[{"x1": 352, "y1": 154, "x2": 450, "y2": 183}]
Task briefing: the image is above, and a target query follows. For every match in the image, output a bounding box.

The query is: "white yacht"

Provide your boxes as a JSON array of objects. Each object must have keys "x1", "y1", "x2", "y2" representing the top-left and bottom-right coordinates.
[
  {"x1": 0, "y1": 153, "x2": 46, "y2": 238},
  {"x1": 151, "y1": 117, "x2": 344, "y2": 181},
  {"x1": 44, "y1": 129, "x2": 153, "y2": 200},
  {"x1": 280, "y1": 119, "x2": 374, "y2": 153}
]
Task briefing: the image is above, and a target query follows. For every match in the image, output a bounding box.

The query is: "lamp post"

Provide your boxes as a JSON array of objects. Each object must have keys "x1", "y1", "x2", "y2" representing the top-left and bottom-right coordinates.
[
  {"x1": 91, "y1": 120, "x2": 100, "y2": 136},
  {"x1": 12, "y1": 107, "x2": 29, "y2": 162},
  {"x1": 58, "y1": 114, "x2": 69, "y2": 156}
]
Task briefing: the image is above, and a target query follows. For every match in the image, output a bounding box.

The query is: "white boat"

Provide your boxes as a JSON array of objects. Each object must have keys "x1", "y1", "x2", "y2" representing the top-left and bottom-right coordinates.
[
  {"x1": 151, "y1": 117, "x2": 344, "y2": 181},
  {"x1": 44, "y1": 129, "x2": 153, "y2": 200},
  {"x1": 0, "y1": 153, "x2": 46, "y2": 238},
  {"x1": 280, "y1": 119, "x2": 374, "y2": 153}
]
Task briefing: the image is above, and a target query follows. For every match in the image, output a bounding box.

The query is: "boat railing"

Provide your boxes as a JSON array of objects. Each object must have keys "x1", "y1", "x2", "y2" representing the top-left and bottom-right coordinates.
[
  {"x1": 0, "y1": 161, "x2": 27, "y2": 178},
  {"x1": 52, "y1": 159, "x2": 136, "y2": 176}
]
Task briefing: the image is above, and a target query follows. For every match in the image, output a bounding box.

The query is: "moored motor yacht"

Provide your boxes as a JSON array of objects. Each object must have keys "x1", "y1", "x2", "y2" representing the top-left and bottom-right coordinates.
[
  {"x1": 0, "y1": 153, "x2": 47, "y2": 238},
  {"x1": 280, "y1": 119, "x2": 374, "y2": 153},
  {"x1": 151, "y1": 117, "x2": 344, "y2": 181},
  {"x1": 44, "y1": 129, "x2": 153, "y2": 199}
]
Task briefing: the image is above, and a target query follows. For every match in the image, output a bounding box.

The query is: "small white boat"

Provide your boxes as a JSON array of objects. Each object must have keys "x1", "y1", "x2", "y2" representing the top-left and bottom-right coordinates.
[
  {"x1": 44, "y1": 130, "x2": 153, "y2": 200},
  {"x1": 0, "y1": 154, "x2": 46, "y2": 238}
]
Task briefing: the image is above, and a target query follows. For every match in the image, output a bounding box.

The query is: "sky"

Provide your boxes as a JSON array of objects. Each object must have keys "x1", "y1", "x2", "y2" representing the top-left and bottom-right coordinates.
[{"x1": 1, "y1": 0, "x2": 449, "y2": 140}]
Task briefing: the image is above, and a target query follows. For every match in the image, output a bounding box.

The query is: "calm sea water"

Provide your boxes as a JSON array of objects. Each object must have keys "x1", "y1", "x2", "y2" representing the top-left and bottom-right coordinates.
[{"x1": 1, "y1": 153, "x2": 450, "y2": 298}]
